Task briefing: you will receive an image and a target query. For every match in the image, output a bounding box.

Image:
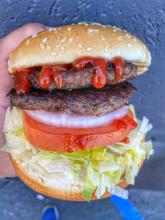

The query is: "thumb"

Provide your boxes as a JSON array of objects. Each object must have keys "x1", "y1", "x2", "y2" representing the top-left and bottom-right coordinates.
[{"x1": 1, "y1": 23, "x2": 47, "y2": 60}]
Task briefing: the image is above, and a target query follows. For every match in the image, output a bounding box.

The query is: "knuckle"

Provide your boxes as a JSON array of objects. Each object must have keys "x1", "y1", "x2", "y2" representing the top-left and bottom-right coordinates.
[{"x1": 23, "y1": 23, "x2": 44, "y2": 36}]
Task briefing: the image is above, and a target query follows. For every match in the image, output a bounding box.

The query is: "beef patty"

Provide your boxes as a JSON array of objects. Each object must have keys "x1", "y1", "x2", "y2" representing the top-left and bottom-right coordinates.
[
  {"x1": 9, "y1": 82, "x2": 135, "y2": 116},
  {"x1": 29, "y1": 62, "x2": 137, "y2": 90}
]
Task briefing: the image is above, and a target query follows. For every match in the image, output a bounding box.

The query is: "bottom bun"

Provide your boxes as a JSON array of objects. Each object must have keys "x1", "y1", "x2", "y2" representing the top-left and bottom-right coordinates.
[{"x1": 10, "y1": 155, "x2": 135, "y2": 201}]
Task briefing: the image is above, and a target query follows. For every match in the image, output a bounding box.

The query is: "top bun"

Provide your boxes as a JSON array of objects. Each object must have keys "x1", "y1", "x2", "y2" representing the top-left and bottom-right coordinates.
[{"x1": 8, "y1": 23, "x2": 151, "y2": 74}]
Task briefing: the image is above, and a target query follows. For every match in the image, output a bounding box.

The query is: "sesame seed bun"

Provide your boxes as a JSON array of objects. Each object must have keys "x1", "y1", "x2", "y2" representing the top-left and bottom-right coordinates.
[
  {"x1": 8, "y1": 23, "x2": 151, "y2": 75},
  {"x1": 10, "y1": 155, "x2": 143, "y2": 201}
]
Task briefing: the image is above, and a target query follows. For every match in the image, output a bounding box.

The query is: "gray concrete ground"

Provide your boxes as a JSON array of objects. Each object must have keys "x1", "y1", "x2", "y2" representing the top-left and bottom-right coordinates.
[{"x1": 135, "y1": 157, "x2": 165, "y2": 191}]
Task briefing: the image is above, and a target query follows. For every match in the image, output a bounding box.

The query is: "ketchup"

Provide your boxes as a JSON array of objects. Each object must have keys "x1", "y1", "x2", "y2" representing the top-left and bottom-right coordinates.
[
  {"x1": 38, "y1": 66, "x2": 53, "y2": 89},
  {"x1": 15, "y1": 71, "x2": 30, "y2": 94},
  {"x1": 92, "y1": 58, "x2": 107, "y2": 89},
  {"x1": 122, "y1": 137, "x2": 129, "y2": 144},
  {"x1": 73, "y1": 56, "x2": 107, "y2": 89},
  {"x1": 53, "y1": 65, "x2": 66, "y2": 89},
  {"x1": 38, "y1": 65, "x2": 66, "y2": 89},
  {"x1": 112, "y1": 57, "x2": 125, "y2": 81},
  {"x1": 127, "y1": 117, "x2": 137, "y2": 129},
  {"x1": 15, "y1": 67, "x2": 36, "y2": 93},
  {"x1": 14, "y1": 56, "x2": 125, "y2": 93}
]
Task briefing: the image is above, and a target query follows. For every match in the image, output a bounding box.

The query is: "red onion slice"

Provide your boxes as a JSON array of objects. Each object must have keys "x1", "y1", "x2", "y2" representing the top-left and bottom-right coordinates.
[{"x1": 25, "y1": 106, "x2": 128, "y2": 128}]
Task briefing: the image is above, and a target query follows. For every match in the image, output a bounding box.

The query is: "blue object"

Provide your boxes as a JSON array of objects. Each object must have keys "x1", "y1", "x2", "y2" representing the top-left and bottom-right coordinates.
[
  {"x1": 111, "y1": 195, "x2": 144, "y2": 220},
  {"x1": 41, "y1": 205, "x2": 59, "y2": 220}
]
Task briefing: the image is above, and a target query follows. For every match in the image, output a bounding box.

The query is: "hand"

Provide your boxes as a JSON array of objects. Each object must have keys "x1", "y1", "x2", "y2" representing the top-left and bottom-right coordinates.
[{"x1": 0, "y1": 23, "x2": 47, "y2": 178}]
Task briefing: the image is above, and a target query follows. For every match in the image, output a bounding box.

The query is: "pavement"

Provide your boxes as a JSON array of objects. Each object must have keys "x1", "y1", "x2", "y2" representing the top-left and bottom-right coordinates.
[{"x1": 0, "y1": 177, "x2": 165, "y2": 220}]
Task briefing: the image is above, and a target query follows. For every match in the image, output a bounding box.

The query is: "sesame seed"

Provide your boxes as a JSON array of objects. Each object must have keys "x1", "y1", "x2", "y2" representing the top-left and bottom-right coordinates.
[
  {"x1": 118, "y1": 36, "x2": 122, "y2": 41},
  {"x1": 40, "y1": 44, "x2": 45, "y2": 49},
  {"x1": 102, "y1": 24, "x2": 107, "y2": 28},
  {"x1": 113, "y1": 26, "x2": 120, "y2": 31},
  {"x1": 52, "y1": 52, "x2": 57, "y2": 56},
  {"x1": 61, "y1": 37, "x2": 67, "y2": 43},
  {"x1": 56, "y1": 43, "x2": 62, "y2": 48},
  {"x1": 128, "y1": 43, "x2": 132, "y2": 47},
  {"x1": 93, "y1": 29, "x2": 99, "y2": 32},
  {"x1": 88, "y1": 28, "x2": 99, "y2": 33},
  {"x1": 68, "y1": 37, "x2": 73, "y2": 43},
  {"x1": 67, "y1": 27, "x2": 72, "y2": 31},
  {"x1": 25, "y1": 40, "x2": 30, "y2": 45},
  {"x1": 101, "y1": 35, "x2": 106, "y2": 40},
  {"x1": 48, "y1": 28, "x2": 55, "y2": 32},
  {"x1": 86, "y1": 47, "x2": 92, "y2": 51},
  {"x1": 133, "y1": 38, "x2": 137, "y2": 42},
  {"x1": 46, "y1": 45, "x2": 51, "y2": 50},
  {"x1": 78, "y1": 43, "x2": 83, "y2": 48},
  {"x1": 61, "y1": 47, "x2": 64, "y2": 50},
  {"x1": 88, "y1": 29, "x2": 94, "y2": 33},
  {"x1": 113, "y1": 29, "x2": 117, "y2": 32},
  {"x1": 32, "y1": 34, "x2": 37, "y2": 38},
  {"x1": 42, "y1": 38, "x2": 48, "y2": 43},
  {"x1": 126, "y1": 34, "x2": 131, "y2": 39}
]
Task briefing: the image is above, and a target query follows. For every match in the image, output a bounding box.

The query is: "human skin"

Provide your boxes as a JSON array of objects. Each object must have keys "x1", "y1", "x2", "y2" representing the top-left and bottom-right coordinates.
[{"x1": 0, "y1": 23, "x2": 47, "y2": 178}]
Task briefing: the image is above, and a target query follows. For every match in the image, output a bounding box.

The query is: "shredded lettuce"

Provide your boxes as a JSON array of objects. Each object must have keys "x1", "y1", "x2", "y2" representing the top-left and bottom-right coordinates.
[{"x1": 3, "y1": 107, "x2": 153, "y2": 201}]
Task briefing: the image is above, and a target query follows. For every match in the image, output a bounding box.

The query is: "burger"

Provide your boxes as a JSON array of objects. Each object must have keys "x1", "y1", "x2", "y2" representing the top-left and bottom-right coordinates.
[{"x1": 3, "y1": 23, "x2": 153, "y2": 201}]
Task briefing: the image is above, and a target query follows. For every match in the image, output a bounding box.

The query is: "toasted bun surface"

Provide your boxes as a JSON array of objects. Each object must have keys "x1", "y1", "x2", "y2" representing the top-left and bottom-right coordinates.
[
  {"x1": 10, "y1": 155, "x2": 129, "y2": 201},
  {"x1": 8, "y1": 23, "x2": 151, "y2": 74}
]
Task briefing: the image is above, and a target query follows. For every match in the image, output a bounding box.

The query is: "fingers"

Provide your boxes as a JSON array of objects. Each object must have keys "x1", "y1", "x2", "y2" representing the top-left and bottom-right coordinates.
[
  {"x1": 0, "y1": 152, "x2": 16, "y2": 178},
  {"x1": 0, "y1": 24, "x2": 48, "y2": 177},
  {"x1": 0, "y1": 107, "x2": 16, "y2": 177},
  {"x1": 0, "y1": 23, "x2": 47, "y2": 99},
  {"x1": 1, "y1": 23, "x2": 47, "y2": 60}
]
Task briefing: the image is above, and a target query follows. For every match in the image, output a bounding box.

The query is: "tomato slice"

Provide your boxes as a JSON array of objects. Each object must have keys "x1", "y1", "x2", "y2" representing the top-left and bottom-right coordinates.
[{"x1": 23, "y1": 110, "x2": 137, "y2": 152}]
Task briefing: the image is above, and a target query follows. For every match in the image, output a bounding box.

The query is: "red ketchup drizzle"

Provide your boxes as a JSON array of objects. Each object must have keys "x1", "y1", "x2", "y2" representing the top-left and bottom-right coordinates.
[
  {"x1": 53, "y1": 65, "x2": 66, "y2": 89},
  {"x1": 15, "y1": 67, "x2": 36, "y2": 93},
  {"x1": 127, "y1": 117, "x2": 137, "y2": 129},
  {"x1": 39, "y1": 65, "x2": 67, "y2": 89},
  {"x1": 122, "y1": 137, "x2": 129, "y2": 144},
  {"x1": 111, "y1": 56, "x2": 125, "y2": 81},
  {"x1": 38, "y1": 66, "x2": 53, "y2": 89},
  {"x1": 14, "y1": 56, "x2": 125, "y2": 94},
  {"x1": 73, "y1": 56, "x2": 107, "y2": 89}
]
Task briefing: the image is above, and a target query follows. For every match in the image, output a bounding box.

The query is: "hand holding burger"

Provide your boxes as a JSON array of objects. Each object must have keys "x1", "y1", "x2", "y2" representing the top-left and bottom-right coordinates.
[
  {"x1": 0, "y1": 23, "x2": 47, "y2": 178},
  {"x1": 3, "y1": 23, "x2": 153, "y2": 200}
]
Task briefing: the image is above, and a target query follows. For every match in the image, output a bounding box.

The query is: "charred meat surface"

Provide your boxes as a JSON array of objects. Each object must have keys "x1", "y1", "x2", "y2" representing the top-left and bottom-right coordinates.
[
  {"x1": 9, "y1": 82, "x2": 135, "y2": 116},
  {"x1": 29, "y1": 62, "x2": 137, "y2": 90}
]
